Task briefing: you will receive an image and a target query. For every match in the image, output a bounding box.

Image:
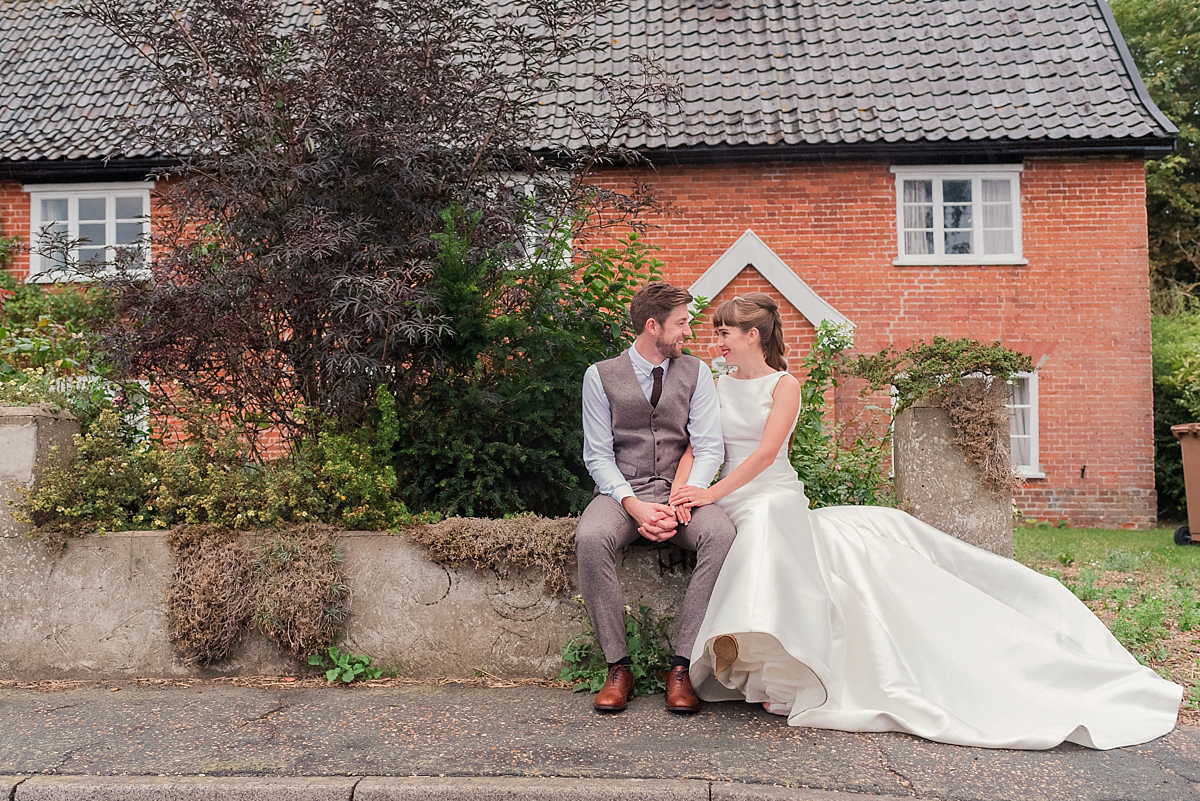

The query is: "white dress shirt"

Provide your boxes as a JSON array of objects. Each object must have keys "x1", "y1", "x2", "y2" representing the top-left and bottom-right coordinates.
[{"x1": 581, "y1": 345, "x2": 724, "y2": 503}]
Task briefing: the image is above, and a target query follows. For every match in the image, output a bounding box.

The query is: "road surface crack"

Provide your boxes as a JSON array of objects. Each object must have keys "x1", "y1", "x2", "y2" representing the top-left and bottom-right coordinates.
[{"x1": 866, "y1": 735, "x2": 918, "y2": 797}]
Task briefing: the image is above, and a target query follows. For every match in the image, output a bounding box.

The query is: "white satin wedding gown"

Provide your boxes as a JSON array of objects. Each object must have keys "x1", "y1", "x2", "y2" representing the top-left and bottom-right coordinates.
[{"x1": 689, "y1": 371, "x2": 1182, "y2": 750}]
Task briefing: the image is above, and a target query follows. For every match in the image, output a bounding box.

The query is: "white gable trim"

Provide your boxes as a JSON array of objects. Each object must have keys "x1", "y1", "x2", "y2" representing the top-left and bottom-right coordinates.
[{"x1": 689, "y1": 230, "x2": 852, "y2": 328}]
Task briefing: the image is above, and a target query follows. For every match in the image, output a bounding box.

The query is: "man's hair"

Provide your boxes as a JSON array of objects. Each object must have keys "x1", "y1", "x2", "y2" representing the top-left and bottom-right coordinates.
[{"x1": 630, "y1": 282, "x2": 693, "y2": 334}]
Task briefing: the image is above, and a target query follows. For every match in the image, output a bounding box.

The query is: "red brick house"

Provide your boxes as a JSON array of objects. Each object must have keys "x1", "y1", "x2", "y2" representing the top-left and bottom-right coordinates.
[{"x1": 0, "y1": 0, "x2": 1176, "y2": 527}]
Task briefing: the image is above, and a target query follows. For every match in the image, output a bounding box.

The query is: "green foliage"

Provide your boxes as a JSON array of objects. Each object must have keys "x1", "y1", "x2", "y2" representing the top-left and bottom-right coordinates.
[
  {"x1": 298, "y1": 386, "x2": 408, "y2": 530},
  {"x1": 847, "y1": 336, "x2": 1034, "y2": 498},
  {"x1": 790, "y1": 321, "x2": 892, "y2": 508},
  {"x1": 0, "y1": 271, "x2": 114, "y2": 380},
  {"x1": 20, "y1": 408, "x2": 158, "y2": 537},
  {"x1": 308, "y1": 644, "x2": 383, "y2": 684},
  {"x1": 0, "y1": 367, "x2": 115, "y2": 428},
  {"x1": 1112, "y1": 0, "x2": 1200, "y2": 288},
  {"x1": 847, "y1": 336, "x2": 1035, "y2": 415},
  {"x1": 559, "y1": 604, "x2": 674, "y2": 697},
  {"x1": 1175, "y1": 584, "x2": 1200, "y2": 631},
  {"x1": 21, "y1": 390, "x2": 421, "y2": 539},
  {"x1": 1152, "y1": 310, "x2": 1200, "y2": 519},
  {"x1": 0, "y1": 266, "x2": 122, "y2": 430},
  {"x1": 1066, "y1": 568, "x2": 1104, "y2": 602},
  {"x1": 1111, "y1": 594, "x2": 1171, "y2": 663},
  {"x1": 394, "y1": 216, "x2": 665, "y2": 518}
]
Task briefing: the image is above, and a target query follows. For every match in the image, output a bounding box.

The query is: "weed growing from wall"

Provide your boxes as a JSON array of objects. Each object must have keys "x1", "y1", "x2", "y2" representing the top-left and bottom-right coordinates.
[
  {"x1": 404, "y1": 515, "x2": 579, "y2": 595},
  {"x1": 559, "y1": 603, "x2": 673, "y2": 696},
  {"x1": 164, "y1": 524, "x2": 348, "y2": 666}
]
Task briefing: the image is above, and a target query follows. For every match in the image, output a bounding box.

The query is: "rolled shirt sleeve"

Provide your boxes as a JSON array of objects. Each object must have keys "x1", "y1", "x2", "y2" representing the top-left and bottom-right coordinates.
[
  {"x1": 581, "y1": 364, "x2": 636, "y2": 503},
  {"x1": 684, "y1": 359, "x2": 724, "y2": 488}
]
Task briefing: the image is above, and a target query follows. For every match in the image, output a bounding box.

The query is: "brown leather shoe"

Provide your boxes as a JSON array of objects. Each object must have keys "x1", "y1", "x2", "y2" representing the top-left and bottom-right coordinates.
[
  {"x1": 594, "y1": 664, "x2": 634, "y2": 712},
  {"x1": 665, "y1": 665, "x2": 701, "y2": 713}
]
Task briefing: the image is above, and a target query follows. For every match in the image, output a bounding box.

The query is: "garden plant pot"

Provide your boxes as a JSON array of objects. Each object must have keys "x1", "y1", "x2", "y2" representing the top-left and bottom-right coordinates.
[{"x1": 1171, "y1": 422, "x2": 1200, "y2": 546}]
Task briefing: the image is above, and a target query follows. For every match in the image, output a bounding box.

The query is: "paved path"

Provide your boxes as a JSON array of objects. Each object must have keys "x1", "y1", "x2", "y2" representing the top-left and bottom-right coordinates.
[{"x1": 0, "y1": 683, "x2": 1197, "y2": 800}]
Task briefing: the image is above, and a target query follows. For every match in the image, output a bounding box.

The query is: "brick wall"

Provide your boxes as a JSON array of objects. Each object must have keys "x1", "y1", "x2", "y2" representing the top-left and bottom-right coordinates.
[
  {"x1": 592, "y1": 156, "x2": 1156, "y2": 528},
  {"x1": 1, "y1": 157, "x2": 1157, "y2": 527},
  {"x1": 0, "y1": 181, "x2": 31, "y2": 280}
]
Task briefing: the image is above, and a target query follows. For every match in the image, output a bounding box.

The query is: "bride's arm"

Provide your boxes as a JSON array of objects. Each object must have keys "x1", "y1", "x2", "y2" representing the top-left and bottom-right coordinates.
[
  {"x1": 670, "y1": 374, "x2": 800, "y2": 507},
  {"x1": 670, "y1": 445, "x2": 696, "y2": 524}
]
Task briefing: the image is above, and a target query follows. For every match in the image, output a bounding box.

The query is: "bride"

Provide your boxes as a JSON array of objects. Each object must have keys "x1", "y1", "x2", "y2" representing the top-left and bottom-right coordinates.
[{"x1": 666, "y1": 293, "x2": 1182, "y2": 750}]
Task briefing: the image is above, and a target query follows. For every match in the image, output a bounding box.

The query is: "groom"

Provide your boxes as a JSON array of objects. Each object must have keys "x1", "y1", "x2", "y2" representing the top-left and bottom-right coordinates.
[{"x1": 576, "y1": 281, "x2": 737, "y2": 714}]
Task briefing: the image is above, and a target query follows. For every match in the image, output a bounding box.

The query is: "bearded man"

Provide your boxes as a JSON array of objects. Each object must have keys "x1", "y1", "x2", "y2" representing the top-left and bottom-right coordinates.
[{"x1": 576, "y1": 281, "x2": 737, "y2": 714}]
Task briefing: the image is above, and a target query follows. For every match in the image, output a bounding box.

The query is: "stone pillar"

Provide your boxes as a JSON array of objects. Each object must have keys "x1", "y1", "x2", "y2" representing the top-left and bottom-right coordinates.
[
  {"x1": 0, "y1": 405, "x2": 79, "y2": 537},
  {"x1": 893, "y1": 398, "x2": 1014, "y2": 558}
]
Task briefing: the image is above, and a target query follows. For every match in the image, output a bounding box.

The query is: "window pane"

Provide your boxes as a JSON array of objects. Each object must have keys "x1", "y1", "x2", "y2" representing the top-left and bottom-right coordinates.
[
  {"x1": 1010, "y1": 435, "x2": 1032, "y2": 467},
  {"x1": 115, "y1": 196, "x2": 144, "y2": 219},
  {"x1": 945, "y1": 231, "x2": 972, "y2": 254},
  {"x1": 982, "y1": 203, "x2": 1012, "y2": 228},
  {"x1": 78, "y1": 222, "x2": 107, "y2": 245},
  {"x1": 41, "y1": 198, "x2": 68, "y2": 222},
  {"x1": 905, "y1": 230, "x2": 934, "y2": 255},
  {"x1": 116, "y1": 222, "x2": 144, "y2": 246},
  {"x1": 943, "y1": 180, "x2": 972, "y2": 203},
  {"x1": 983, "y1": 229, "x2": 1014, "y2": 255},
  {"x1": 78, "y1": 247, "x2": 106, "y2": 265},
  {"x1": 944, "y1": 204, "x2": 972, "y2": 229},
  {"x1": 903, "y1": 180, "x2": 932, "y2": 203},
  {"x1": 78, "y1": 198, "x2": 106, "y2": 221},
  {"x1": 903, "y1": 205, "x2": 933, "y2": 229},
  {"x1": 982, "y1": 179, "x2": 1010, "y2": 203}
]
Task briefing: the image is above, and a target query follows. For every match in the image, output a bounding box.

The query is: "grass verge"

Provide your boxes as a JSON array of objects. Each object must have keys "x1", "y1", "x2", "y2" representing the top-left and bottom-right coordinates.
[{"x1": 1015, "y1": 525, "x2": 1200, "y2": 724}]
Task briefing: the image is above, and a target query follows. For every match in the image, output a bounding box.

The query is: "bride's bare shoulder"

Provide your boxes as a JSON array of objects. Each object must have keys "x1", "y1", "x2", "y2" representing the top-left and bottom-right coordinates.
[{"x1": 774, "y1": 371, "x2": 800, "y2": 392}]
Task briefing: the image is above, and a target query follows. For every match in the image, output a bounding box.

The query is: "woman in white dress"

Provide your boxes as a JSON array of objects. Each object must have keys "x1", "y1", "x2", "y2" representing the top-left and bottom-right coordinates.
[{"x1": 667, "y1": 294, "x2": 1182, "y2": 750}]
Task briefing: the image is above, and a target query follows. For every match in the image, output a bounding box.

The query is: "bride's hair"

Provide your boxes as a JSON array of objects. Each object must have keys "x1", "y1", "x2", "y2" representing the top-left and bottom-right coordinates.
[{"x1": 712, "y1": 293, "x2": 788, "y2": 372}]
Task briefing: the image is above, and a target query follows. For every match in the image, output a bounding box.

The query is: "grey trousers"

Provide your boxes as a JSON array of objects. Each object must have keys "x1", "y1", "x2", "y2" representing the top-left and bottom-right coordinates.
[{"x1": 575, "y1": 480, "x2": 737, "y2": 663}]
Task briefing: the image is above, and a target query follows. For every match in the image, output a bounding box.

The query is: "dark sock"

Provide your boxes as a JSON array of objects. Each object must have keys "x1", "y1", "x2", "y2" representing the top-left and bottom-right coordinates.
[
  {"x1": 609, "y1": 657, "x2": 632, "y2": 669},
  {"x1": 670, "y1": 655, "x2": 690, "y2": 670}
]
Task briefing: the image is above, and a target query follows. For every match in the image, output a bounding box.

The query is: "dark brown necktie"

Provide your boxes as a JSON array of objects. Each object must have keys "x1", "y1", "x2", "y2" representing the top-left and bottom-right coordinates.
[{"x1": 650, "y1": 366, "x2": 663, "y2": 408}]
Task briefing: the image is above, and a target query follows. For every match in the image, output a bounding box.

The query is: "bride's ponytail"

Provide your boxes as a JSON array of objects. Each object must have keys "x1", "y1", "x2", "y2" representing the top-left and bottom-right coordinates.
[{"x1": 712, "y1": 293, "x2": 788, "y2": 372}]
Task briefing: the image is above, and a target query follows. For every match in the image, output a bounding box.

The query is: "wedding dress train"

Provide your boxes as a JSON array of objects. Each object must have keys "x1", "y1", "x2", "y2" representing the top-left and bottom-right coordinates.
[{"x1": 689, "y1": 371, "x2": 1182, "y2": 750}]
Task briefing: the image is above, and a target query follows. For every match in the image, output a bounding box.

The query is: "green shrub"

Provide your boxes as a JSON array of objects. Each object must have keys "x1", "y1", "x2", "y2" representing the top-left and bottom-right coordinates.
[
  {"x1": 393, "y1": 216, "x2": 664, "y2": 518},
  {"x1": 559, "y1": 603, "x2": 673, "y2": 697},
  {"x1": 1152, "y1": 309, "x2": 1200, "y2": 521},
  {"x1": 21, "y1": 388, "x2": 421, "y2": 538},
  {"x1": 790, "y1": 321, "x2": 893, "y2": 508},
  {"x1": 20, "y1": 408, "x2": 158, "y2": 537},
  {"x1": 0, "y1": 271, "x2": 114, "y2": 380}
]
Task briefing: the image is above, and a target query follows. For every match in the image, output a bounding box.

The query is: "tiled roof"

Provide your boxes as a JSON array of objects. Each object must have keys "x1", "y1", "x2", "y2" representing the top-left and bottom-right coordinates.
[{"x1": 0, "y1": 0, "x2": 1176, "y2": 166}]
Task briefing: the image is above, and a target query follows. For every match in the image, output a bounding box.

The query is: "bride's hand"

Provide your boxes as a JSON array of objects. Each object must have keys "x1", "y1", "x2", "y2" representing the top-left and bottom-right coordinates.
[{"x1": 670, "y1": 485, "x2": 715, "y2": 510}]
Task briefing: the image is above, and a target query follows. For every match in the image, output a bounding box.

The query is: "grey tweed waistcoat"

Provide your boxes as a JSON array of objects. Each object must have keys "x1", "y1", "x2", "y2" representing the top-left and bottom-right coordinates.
[{"x1": 595, "y1": 351, "x2": 700, "y2": 492}]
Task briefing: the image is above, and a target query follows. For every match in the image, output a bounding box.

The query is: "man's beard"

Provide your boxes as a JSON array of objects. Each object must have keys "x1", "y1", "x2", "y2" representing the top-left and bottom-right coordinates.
[{"x1": 655, "y1": 333, "x2": 684, "y2": 360}]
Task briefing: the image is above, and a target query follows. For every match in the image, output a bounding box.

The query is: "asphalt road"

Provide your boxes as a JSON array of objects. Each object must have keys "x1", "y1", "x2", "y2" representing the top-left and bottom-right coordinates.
[{"x1": 0, "y1": 683, "x2": 1197, "y2": 800}]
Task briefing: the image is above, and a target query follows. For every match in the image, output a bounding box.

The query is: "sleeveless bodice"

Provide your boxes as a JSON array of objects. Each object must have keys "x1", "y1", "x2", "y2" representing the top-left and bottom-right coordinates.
[{"x1": 716, "y1": 372, "x2": 805, "y2": 514}]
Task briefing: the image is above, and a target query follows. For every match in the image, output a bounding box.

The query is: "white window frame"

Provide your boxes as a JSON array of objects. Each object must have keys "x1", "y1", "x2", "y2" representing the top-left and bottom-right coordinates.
[
  {"x1": 890, "y1": 165, "x2": 1026, "y2": 266},
  {"x1": 510, "y1": 173, "x2": 573, "y2": 271},
  {"x1": 23, "y1": 181, "x2": 154, "y2": 282},
  {"x1": 1008, "y1": 371, "x2": 1044, "y2": 479}
]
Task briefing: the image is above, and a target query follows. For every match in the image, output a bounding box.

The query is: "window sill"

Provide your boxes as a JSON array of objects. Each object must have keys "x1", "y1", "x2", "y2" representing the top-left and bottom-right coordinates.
[
  {"x1": 893, "y1": 258, "x2": 1028, "y2": 267},
  {"x1": 1016, "y1": 468, "x2": 1046, "y2": 480}
]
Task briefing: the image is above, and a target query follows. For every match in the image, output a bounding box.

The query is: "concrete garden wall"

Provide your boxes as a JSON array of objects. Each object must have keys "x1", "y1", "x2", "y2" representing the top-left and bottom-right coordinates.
[{"x1": 0, "y1": 530, "x2": 689, "y2": 679}]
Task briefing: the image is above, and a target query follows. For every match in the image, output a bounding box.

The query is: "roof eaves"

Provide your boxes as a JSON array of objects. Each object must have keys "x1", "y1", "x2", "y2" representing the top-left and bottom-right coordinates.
[
  {"x1": 0, "y1": 156, "x2": 178, "y2": 183},
  {"x1": 1091, "y1": 0, "x2": 1178, "y2": 137},
  {"x1": 633, "y1": 135, "x2": 1177, "y2": 166}
]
